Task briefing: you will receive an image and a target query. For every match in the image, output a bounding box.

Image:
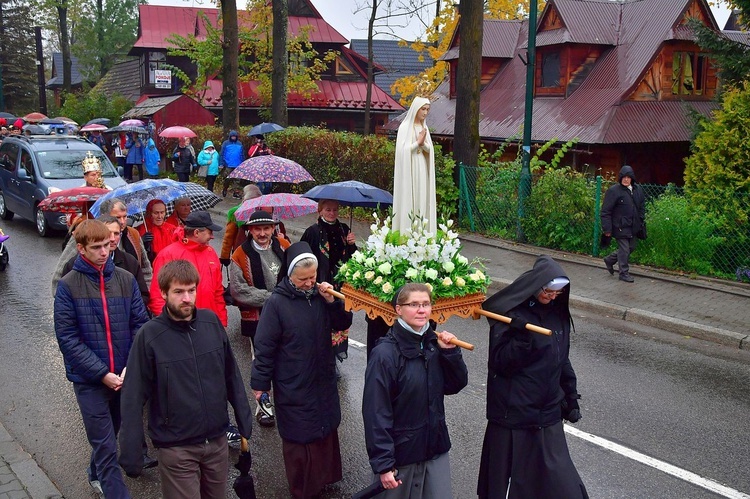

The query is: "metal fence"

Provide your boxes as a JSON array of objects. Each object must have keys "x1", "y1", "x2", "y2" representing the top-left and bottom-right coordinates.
[{"x1": 457, "y1": 164, "x2": 750, "y2": 281}]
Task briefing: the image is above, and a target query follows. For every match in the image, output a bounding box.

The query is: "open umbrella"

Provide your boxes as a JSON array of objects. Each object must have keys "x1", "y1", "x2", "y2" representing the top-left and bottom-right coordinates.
[
  {"x1": 235, "y1": 193, "x2": 318, "y2": 221},
  {"x1": 54, "y1": 116, "x2": 78, "y2": 125},
  {"x1": 177, "y1": 182, "x2": 221, "y2": 212},
  {"x1": 247, "y1": 122, "x2": 284, "y2": 137},
  {"x1": 105, "y1": 125, "x2": 149, "y2": 135},
  {"x1": 22, "y1": 124, "x2": 48, "y2": 135},
  {"x1": 159, "y1": 126, "x2": 196, "y2": 138},
  {"x1": 39, "y1": 118, "x2": 65, "y2": 125},
  {"x1": 38, "y1": 187, "x2": 110, "y2": 213},
  {"x1": 303, "y1": 180, "x2": 392, "y2": 225},
  {"x1": 23, "y1": 112, "x2": 48, "y2": 123},
  {"x1": 86, "y1": 118, "x2": 111, "y2": 126},
  {"x1": 229, "y1": 156, "x2": 314, "y2": 184},
  {"x1": 0, "y1": 112, "x2": 15, "y2": 120},
  {"x1": 80, "y1": 124, "x2": 109, "y2": 132},
  {"x1": 119, "y1": 119, "x2": 145, "y2": 127},
  {"x1": 89, "y1": 178, "x2": 188, "y2": 218}
]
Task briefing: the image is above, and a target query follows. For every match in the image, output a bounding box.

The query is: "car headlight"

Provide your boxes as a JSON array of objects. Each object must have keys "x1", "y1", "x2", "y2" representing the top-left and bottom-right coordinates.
[{"x1": 47, "y1": 186, "x2": 62, "y2": 195}]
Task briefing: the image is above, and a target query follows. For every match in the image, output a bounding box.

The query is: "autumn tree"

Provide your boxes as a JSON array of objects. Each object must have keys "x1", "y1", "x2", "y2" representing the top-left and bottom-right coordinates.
[{"x1": 0, "y1": 0, "x2": 38, "y2": 112}]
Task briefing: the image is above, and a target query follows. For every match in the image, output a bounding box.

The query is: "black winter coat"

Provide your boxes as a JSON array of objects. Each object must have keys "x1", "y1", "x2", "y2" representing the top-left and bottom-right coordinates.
[
  {"x1": 362, "y1": 322, "x2": 468, "y2": 474},
  {"x1": 600, "y1": 165, "x2": 646, "y2": 239},
  {"x1": 119, "y1": 308, "x2": 253, "y2": 475},
  {"x1": 250, "y1": 278, "x2": 353, "y2": 444}
]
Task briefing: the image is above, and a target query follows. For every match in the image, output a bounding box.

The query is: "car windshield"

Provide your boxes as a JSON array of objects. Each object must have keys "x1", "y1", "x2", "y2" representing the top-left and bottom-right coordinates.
[{"x1": 37, "y1": 149, "x2": 119, "y2": 179}]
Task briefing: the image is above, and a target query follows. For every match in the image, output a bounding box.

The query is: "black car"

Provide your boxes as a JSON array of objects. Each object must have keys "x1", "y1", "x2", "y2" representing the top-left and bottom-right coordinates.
[{"x1": 0, "y1": 133, "x2": 126, "y2": 236}]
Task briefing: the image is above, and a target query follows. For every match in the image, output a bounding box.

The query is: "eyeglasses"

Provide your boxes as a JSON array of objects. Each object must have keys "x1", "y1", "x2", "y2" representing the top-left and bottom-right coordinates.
[
  {"x1": 540, "y1": 288, "x2": 564, "y2": 297},
  {"x1": 399, "y1": 302, "x2": 432, "y2": 309}
]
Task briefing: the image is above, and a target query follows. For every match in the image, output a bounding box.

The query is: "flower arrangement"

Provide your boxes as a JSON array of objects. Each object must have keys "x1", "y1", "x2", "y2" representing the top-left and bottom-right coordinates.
[{"x1": 336, "y1": 213, "x2": 490, "y2": 303}]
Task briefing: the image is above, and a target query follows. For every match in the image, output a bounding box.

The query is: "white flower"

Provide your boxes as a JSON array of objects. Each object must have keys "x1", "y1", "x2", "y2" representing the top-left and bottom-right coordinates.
[
  {"x1": 476, "y1": 270, "x2": 486, "y2": 280},
  {"x1": 456, "y1": 277, "x2": 466, "y2": 287},
  {"x1": 339, "y1": 263, "x2": 348, "y2": 274},
  {"x1": 365, "y1": 271, "x2": 375, "y2": 280},
  {"x1": 442, "y1": 277, "x2": 452, "y2": 286},
  {"x1": 354, "y1": 252, "x2": 365, "y2": 263},
  {"x1": 405, "y1": 268, "x2": 418, "y2": 279},
  {"x1": 365, "y1": 257, "x2": 376, "y2": 267},
  {"x1": 352, "y1": 271, "x2": 361, "y2": 280},
  {"x1": 374, "y1": 276, "x2": 383, "y2": 285},
  {"x1": 424, "y1": 283, "x2": 433, "y2": 292},
  {"x1": 425, "y1": 268, "x2": 438, "y2": 280},
  {"x1": 447, "y1": 219, "x2": 454, "y2": 227},
  {"x1": 377, "y1": 262, "x2": 392, "y2": 275},
  {"x1": 457, "y1": 254, "x2": 469, "y2": 265},
  {"x1": 382, "y1": 282, "x2": 393, "y2": 294},
  {"x1": 442, "y1": 261, "x2": 455, "y2": 273}
]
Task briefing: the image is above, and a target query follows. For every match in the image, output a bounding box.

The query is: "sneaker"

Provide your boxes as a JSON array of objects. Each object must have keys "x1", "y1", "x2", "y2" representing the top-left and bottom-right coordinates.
[
  {"x1": 258, "y1": 392, "x2": 274, "y2": 419},
  {"x1": 226, "y1": 424, "x2": 242, "y2": 443},
  {"x1": 256, "y1": 412, "x2": 276, "y2": 427},
  {"x1": 619, "y1": 273, "x2": 634, "y2": 283},
  {"x1": 604, "y1": 258, "x2": 615, "y2": 276},
  {"x1": 89, "y1": 479, "x2": 103, "y2": 496}
]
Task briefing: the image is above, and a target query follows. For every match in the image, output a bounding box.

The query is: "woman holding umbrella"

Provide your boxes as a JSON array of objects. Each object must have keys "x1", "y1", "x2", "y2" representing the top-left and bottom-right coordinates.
[
  {"x1": 124, "y1": 133, "x2": 145, "y2": 182},
  {"x1": 301, "y1": 199, "x2": 357, "y2": 367}
]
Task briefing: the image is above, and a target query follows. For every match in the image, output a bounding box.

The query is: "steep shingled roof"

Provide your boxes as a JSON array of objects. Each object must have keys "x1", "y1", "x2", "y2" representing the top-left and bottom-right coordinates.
[
  {"x1": 46, "y1": 53, "x2": 84, "y2": 87},
  {"x1": 400, "y1": 0, "x2": 720, "y2": 146},
  {"x1": 91, "y1": 58, "x2": 141, "y2": 102},
  {"x1": 349, "y1": 39, "x2": 433, "y2": 99}
]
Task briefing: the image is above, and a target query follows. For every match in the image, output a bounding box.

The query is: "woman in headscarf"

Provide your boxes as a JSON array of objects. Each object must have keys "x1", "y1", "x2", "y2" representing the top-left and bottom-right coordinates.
[
  {"x1": 250, "y1": 241, "x2": 353, "y2": 498},
  {"x1": 137, "y1": 199, "x2": 177, "y2": 262},
  {"x1": 478, "y1": 255, "x2": 588, "y2": 499},
  {"x1": 392, "y1": 97, "x2": 436, "y2": 234}
]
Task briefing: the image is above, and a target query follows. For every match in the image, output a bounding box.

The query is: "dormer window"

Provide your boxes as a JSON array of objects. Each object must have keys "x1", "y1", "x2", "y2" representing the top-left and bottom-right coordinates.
[
  {"x1": 671, "y1": 51, "x2": 707, "y2": 96},
  {"x1": 541, "y1": 51, "x2": 561, "y2": 88}
]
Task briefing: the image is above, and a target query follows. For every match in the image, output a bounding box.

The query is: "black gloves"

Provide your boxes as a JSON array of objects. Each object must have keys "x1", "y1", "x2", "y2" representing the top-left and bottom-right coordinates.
[
  {"x1": 509, "y1": 317, "x2": 528, "y2": 332},
  {"x1": 562, "y1": 394, "x2": 582, "y2": 423},
  {"x1": 220, "y1": 258, "x2": 231, "y2": 267},
  {"x1": 141, "y1": 232, "x2": 154, "y2": 244}
]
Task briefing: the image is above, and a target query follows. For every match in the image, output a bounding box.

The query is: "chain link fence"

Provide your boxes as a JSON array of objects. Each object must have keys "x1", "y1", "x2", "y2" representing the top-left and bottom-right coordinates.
[{"x1": 458, "y1": 164, "x2": 750, "y2": 281}]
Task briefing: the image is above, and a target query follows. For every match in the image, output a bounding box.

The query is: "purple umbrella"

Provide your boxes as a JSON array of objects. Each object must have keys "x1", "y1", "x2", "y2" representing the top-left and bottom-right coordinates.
[
  {"x1": 228, "y1": 156, "x2": 314, "y2": 184},
  {"x1": 235, "y1": 193, "x2": 318, "y2": 221},
  {"x1": 119, "y1": 118, "x2": 146, "y2": 127}
]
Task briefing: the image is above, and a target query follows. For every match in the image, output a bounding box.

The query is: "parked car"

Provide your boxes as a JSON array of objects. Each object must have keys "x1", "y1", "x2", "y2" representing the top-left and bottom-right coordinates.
[{"x1": 0, "y1": 133, "x2": 127, "y2": 236}]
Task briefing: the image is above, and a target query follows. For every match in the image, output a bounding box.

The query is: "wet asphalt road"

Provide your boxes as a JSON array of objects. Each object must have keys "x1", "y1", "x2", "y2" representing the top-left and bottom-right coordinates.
[{"x1": 0, "y1": 215, "x2": 748, "y2": 498}]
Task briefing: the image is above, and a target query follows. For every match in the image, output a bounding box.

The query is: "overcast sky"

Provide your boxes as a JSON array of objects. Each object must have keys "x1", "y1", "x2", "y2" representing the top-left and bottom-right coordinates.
[{"x1": 148, "y1": 0, "x2": 734, "y2": 43}]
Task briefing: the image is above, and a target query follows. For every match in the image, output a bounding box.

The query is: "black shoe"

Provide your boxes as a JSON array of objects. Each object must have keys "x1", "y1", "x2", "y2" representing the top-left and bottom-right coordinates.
[
  {"x1": 619, "y1": 273, "x2": 634, "y2": 283},
  {"x1": 232, "y1": 192, "x2": 241, "y2": 199},
  {"x1": 604, "y1": 258, "x2": 615, "y2": 276},
  {"x1": 256, "y1": 412, "x2": 276, "y2": 427},
  {"x1": 222, "y1": 189, "x2": 227, "y2": 198},
  {"x1": 142, "y1": 454, "x2": 158, "y2": 469},
  {"x1": 226, "y1": 424, "x2": 242, "y2": 443}
]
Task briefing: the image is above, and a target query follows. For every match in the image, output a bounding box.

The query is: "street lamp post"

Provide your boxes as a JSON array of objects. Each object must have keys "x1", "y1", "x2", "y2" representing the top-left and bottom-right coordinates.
[{"x1": 517, "y1": 1, "x2": 538, "y2": 242}]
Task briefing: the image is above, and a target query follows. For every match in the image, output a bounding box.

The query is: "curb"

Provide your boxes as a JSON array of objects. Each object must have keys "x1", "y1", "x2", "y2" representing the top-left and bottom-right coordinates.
[{"x1": 0, "y1": 421, "x2": 62, "y2": 499}]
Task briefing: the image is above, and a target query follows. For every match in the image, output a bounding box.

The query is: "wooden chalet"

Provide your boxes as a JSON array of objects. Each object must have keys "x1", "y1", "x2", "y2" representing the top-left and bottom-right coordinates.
[
  {"x1": 46, "y1": 53, "x2": 86, "y2": 108},
  {"x1": 125, "y1": 0, "x2": 403, "y2": 132},
  {"x1": 407, "y1": 0, "x2": 723, "y2": 184}
]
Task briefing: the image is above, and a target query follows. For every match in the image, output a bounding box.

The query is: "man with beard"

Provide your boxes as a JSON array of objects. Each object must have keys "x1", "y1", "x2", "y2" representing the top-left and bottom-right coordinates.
[
  {"x1": 54, "y1": 220, "x2": 149, "y2": 498},
  {"x1": 119, "y1": 259, "x2": 253, "y2": 498}
]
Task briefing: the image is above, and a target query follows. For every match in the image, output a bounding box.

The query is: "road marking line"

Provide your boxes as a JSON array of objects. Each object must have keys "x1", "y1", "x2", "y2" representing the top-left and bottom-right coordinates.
[
  {"x1": 565, "y1": 425, "x2": 750, "y2": 498},
  {"x1": 349, "y1": 339, "x2": 366, "y2": 349}
]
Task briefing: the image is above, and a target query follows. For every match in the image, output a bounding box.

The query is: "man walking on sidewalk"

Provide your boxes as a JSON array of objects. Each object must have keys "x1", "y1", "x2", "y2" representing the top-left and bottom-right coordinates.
[
  {"x1": 54, "y1": 220, "x2": 149, "y2": 498},
  {"x1": 601, "y1": 165, "x2": 646, "y2": 283},
  {"x1": 119, "y1": 259, "x2": 254, "y2": 498}
]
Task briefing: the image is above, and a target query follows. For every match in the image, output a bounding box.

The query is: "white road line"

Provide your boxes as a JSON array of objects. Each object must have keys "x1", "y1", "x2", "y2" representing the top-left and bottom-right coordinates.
[
  {"x1": 349, "y1": 339, "x2": 366, "y2": 349},
  {"x1": 565, "y1": 425, "x2": 750, "y2": 499}
]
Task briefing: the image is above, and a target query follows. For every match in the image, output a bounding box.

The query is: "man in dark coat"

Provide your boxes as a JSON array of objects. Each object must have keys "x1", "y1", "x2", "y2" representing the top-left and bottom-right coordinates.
[
  {"x1": 477, "y1": 255, "x2": 587, "y2": 499},
  {"x1": 54, "y1": 220, "x2": 149, "y2": 498},
  {"x1": 251, "y1": 242, "x2": 353, "y2": 498},
  {"x1": 600, "y1": 165, "x2": 646, "y2": 283},
  {"x1": 172, "y1": 137, "x2": 195, "y2": 182}
]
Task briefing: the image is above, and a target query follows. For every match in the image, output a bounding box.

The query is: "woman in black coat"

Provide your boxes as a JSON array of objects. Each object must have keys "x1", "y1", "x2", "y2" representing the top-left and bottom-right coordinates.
[
  {"x1": 250, "y1": 241, "x2": 353, "y2": 499},
  {"x1": 478, "y1": 255, "x2": 588, "y2": 499}
]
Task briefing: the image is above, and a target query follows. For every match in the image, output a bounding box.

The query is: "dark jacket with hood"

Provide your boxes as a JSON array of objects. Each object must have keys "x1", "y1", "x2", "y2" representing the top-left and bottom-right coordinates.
[
  {"x1": 220, "y1": 130, "x2": 245, "y2": 168},
  {"x1": 250, "y1": 277, "x2": 353, "y2": 444},
  {"x1": 481, "y1": 255, "x2": 579, "y2": 429},
  {"x1": 301, "y1": 218, "x2": 357, "y2": 284},
  {"x1": 118, "y1": 308, "x2": 253, "y2": 476},
  {"x1": 363, "y1": 321, "x2": 468, "y2": 474},
  {"x1": 171, "y1": 144, "x2": 195, "y2": 174},
  {"x1": 54, "y1": 255, "x2": 149, "y2": 384},
  {"x1": 600, "y1": 165, "x2": 646, "y2": 239}
]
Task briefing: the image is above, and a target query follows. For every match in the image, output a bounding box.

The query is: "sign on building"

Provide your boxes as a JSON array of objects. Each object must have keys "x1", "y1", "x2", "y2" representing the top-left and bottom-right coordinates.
[{"x1": 154, "y1": 70, "x2": 172, "y2": 89}]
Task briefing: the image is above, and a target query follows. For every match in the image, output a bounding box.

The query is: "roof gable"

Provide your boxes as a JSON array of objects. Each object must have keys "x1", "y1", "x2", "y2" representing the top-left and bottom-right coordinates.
[
  {"x1": 91, "y1": 58, "x2": 141, "y2": 102},
  {"x1": 46, "y1": 52, "x2": 84, "y2": 87},
  {"x1": 443, "y1": 19, "x2": 522, "y2": 60},
  {"x1": 349, "y1": 39, "x2": 433, "y2": 99}
]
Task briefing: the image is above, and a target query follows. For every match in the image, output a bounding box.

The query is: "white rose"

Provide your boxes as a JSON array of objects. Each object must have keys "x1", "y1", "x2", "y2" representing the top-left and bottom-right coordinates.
[
  {"x1": 378, "y1": 262, "x2": 392, "y2": 275},
  {"x1": 442, "y1": 277, "x2": 452, "y2": 286},
  {"x1": 365, "y1": 271, "x2": 375, "y2": 280},
  {"x1": 405, "y1": 268, "x2": 418, "y2": 279},
  {"x1": 374, "y1": 276, "x2": 383, "y2": 285},
  {"x1": 425, "y1": 268, "x2": 438, "y2": 280},
  {"x1": 352, "y1": 271, "x2": 361, "y2": 280},
  {"x1": 354, "y1": 252, "x2": 365, "y2": 263},
  {"x1": 455, "y1": 277, "x2": 466, "y2": 287},
  {"x1": 424, "y1": 283, "x2": 433, "y2": 292},
  {"x1": 365, "y1": 257, "x2": 376, "y2": 267},
  {"x1": 457, "y1": 254, "x2": 469, "y2": 265},
  {"x1": 442, "y1": 261, "x2": 455, "y2": 273},
  {"x1": 339, "y1": 263, "x2": 348, "y2": 274},
  {"x1": 382, "y1": 282, "x2": 393, "y2": 294}
]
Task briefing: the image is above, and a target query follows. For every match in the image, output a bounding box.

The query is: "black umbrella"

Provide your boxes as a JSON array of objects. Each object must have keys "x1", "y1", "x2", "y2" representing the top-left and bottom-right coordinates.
[
  {"x1": 39, "y1": 118, "x2": 65, "y2": 125},
  {"x1": 0, "y1": 112, "x2": 16, "y2": 119},
  {"x1": 86, "y1": 118, "x2": 111, "y2": 126},
  {"x1": 247, "y1": 122, "x2": 284, "y2": 137},
  {"x1": 351, "y1": 470, "x2": 399, "y2": 499},
  {"x1": 105, "y1": 125, "x2": 148, "y2": 135},
  {"x1": 233, "y1": 437, "x2": 257, "y2": 499},
  {"x1": 303, "y1": 180, "x2": 393, "y2": 225}
]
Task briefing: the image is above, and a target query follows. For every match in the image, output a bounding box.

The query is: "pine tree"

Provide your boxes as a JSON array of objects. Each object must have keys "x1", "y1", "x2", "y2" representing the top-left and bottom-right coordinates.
[{"x1": 0, "y1": 0, "x2": 38, "y2": 112}]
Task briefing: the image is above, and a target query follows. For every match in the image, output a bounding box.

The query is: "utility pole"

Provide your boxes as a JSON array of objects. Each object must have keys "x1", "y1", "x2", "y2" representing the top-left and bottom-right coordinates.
[
  {"x1": 517, "y1": 2, "x2": 538, "y2": 242},
  {"x1": 35, "y1": 26, "x2": 47, "y2": 115}
]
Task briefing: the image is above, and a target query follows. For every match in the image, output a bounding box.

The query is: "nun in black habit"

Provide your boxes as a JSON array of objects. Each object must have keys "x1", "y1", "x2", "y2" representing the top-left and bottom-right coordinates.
[{"x1": 477, "y1": 255, "x2": 588, "y2": 499}]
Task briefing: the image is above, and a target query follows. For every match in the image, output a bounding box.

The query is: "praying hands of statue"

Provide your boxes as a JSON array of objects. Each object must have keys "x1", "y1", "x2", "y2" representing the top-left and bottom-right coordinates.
[{"x1": 417, "y1": 128, "x2": 427, "y2": 146}]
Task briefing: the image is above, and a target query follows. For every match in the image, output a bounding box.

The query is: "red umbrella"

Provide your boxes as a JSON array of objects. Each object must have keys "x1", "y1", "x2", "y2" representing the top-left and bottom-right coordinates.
[
  {"x1": 23, "y1": 112, "x2": 48, "y2": 123},
  {"x1": 80, "y1": 124, "x2": 108, "y2": 132},
  {"x1": 159, "y1": 126, "x2": 197, "y2": 138},
  {"x1": 38, "y1": 187, "x2": 110, "y2": 213}
]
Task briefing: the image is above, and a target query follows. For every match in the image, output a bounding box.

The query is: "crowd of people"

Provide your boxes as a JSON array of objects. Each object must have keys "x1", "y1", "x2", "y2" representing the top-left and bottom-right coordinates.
[{"x1": 49, "y1": 99, "x2": 591, "y2": 499}]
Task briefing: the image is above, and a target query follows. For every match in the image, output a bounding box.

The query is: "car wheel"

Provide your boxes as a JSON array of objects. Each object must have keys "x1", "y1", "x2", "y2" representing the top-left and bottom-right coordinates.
[
  {"x1": 35, "y1": 205, "x2": 49, "y2": 237},
  {"x1": 0, "y1": 191, "x2": 14, "y2": 220},
  {"x1": 0, "y1": 247, "x2": 7, "y2": 271}
]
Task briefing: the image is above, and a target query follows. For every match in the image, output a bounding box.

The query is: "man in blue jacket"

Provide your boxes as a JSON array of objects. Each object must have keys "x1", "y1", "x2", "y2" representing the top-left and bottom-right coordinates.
[
  {"x1": 54, "y1": 219, "x2": 150, "y2": 498},
  {"x1": 219, "y1": 129, "x2": 245, "y2": 198}
]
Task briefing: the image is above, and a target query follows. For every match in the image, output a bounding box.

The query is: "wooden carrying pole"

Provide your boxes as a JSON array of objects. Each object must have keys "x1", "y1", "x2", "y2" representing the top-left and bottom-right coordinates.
[
  {"x1": 323, "y1": 287, "x2": 475, "y2": 351},
  {"x1": 473, "y1": 308, "x2": 552, "y2": 336}
]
